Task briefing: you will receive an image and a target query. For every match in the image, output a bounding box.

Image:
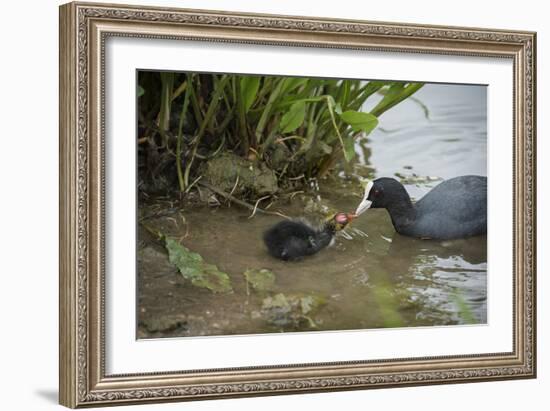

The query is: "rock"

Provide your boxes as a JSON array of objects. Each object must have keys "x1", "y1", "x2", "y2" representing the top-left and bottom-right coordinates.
[
  {"x1": 201, "y1": 153, "x2": 278, "y2": 197},
  {"x1": 268, "y1": 143, "x2": 291, "y2": 171},
  {"x1": 261, "y1": 292, "x2": 327, "y2": 329}
]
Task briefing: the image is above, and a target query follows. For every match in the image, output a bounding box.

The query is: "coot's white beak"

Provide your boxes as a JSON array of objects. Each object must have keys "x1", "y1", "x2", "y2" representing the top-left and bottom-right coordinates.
[{"x1": 355, "y1": 180, "x2": 374, "y2": 216}]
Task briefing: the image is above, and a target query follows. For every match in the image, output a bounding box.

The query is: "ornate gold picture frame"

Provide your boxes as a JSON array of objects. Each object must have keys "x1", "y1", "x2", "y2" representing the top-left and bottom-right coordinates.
[{"x1": 59, "y1": 1, "x2": 536, "y2": 408}]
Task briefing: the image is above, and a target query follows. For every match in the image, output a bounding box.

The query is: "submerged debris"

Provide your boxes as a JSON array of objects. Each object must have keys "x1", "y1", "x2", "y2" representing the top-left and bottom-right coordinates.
[
  {"x1": 261, "y1": 293, "x2": 326, "y2": 329},
  {"x1": 394, "y1": 171, "x2": 442, "y2": 187},
  {"x1": 164, "y1": 237, "x2": 233, "y2": 293},
  {"x1": 243, "y1": 268, "x2": 276, "y2": 293}
]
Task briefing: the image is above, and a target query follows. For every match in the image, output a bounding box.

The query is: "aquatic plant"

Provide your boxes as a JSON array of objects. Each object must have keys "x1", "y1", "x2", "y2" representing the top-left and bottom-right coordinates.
[{"x1": 137, "y1": 71, "x2": 423, "y2": 197}]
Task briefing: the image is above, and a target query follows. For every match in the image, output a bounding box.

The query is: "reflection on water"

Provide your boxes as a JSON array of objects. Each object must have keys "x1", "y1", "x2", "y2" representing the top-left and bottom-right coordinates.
[
  {"x1": 365, "y1": 83, "x2": 487, "y2": 198},
  {"x1": 137, "y1": 83, "x2": 488, "y2": 338}
]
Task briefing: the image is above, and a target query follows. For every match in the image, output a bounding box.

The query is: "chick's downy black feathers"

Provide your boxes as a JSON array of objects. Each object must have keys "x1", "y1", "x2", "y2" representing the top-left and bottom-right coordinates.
[
  {"x1": 263, "y1": 220, "x2": 335, "y2": 261},
  {"x1": 263, "y1": 213, "x2": 354, "y2": 261}
]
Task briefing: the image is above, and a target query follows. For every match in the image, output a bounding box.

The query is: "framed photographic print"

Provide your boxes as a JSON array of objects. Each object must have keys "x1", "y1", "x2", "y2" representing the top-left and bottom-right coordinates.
[{"x1": 59, "y1": 1, "x2": 537, "y2": 408}]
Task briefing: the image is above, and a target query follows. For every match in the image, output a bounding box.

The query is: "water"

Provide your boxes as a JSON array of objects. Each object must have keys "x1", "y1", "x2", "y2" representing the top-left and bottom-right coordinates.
[
  {"x1": 137, "y1": 83, "x2": 488, "y2": 338},
  {"x1": 364, "y1": 83, "x2": 487, "y2": 198}
]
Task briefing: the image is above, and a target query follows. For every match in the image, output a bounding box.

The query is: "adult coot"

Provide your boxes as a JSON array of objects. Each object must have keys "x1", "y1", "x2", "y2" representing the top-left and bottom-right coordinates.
[
  {"x1": 355, "y1": 175, "x2": 487, "y2": 240},
  {"x1": 263, "y1": 212, "x2": 355, "y2": 261}
]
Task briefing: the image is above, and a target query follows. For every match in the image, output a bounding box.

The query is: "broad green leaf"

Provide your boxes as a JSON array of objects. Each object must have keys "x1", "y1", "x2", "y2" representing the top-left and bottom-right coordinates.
[
  {"x1": 137, "y1": 85, "x2": 145, "y2": 97},
  {"x1": 244, "y1": 268, "x2": 276, "y2": 292},
  {"x1": 279, "y1": 101, "x2": 306, "y2": 133},
  {"x1": 240, "y1": 76, "x2": 261, "y2": 113},
  {"x1": 340, "y1": 111, "x2": 379, "y2": 134},
  {"x1": 164, "y1": 237, "x2": 232, "y2": 293}
]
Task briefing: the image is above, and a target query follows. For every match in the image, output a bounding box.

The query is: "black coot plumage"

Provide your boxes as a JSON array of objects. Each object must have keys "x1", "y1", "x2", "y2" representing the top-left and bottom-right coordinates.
[
  {"x1": 263, "y1": 212, "x2": 355, "y2": 261},
  {"x1": 355, "y1": 175, "x2": 487, "y2": 240}
]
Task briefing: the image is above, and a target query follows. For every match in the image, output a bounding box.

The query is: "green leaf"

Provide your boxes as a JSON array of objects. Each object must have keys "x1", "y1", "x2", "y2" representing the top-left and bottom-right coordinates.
[
  {"x1": 325, "y1": 94, "x2": 336, "y2": 108},
  {"x1": 279, "y1": 101, "x2": 306, "y2": 133},
  {"x1": 370, "y1": 82, "x2": 424, "y2": 117},
  {"x1": 346, "y1": 81, "x2": 386, "y2": 111},
  {"x1": 240, "y1": 76, "x2": 261, "y2": 113},
  {"x1": 340, "y1": 111, "x2": 379, "y2": 134},
  {"x1": 255, "y1": 79, "x2": 285, "y2": 141},
  {"x1": 244, "y1": 268, "x2": 276, "y2": 292},
  {"x1": 280, "y1": 77, "x2": 308, "y2": 94},
  {"x1": 137, "y1": 85, "x2": 145, "y2": 97},
  {"x1": 164, "y1": 237, "x2": 232, "y2": 293},
  {"x1": 342, "y1": 135, "x2": 356, "y2": 162},
  {"x1": 323, "y1": 95, "x2": 349, "y2": 161}
]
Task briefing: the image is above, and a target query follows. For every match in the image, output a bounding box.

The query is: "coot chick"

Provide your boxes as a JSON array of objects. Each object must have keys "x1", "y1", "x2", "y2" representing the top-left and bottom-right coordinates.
[
  {"x1": 263, "y1": 212, "x2": 355, "y2": 261},
  {"x1": 355, "y1": 175, "x2": 487, "y2": 240}
]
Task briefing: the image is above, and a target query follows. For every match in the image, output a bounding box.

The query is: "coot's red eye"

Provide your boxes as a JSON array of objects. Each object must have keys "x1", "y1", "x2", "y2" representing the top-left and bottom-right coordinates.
[{"x1": 374, "y1": 189, "x2": 380, "y2": 197}]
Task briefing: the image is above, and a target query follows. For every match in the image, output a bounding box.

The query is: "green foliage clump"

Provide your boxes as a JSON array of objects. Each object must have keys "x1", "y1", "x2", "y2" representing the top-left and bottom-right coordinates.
[{"x1": 137, "y1": 71, "x2": 423, "y2": 196}]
